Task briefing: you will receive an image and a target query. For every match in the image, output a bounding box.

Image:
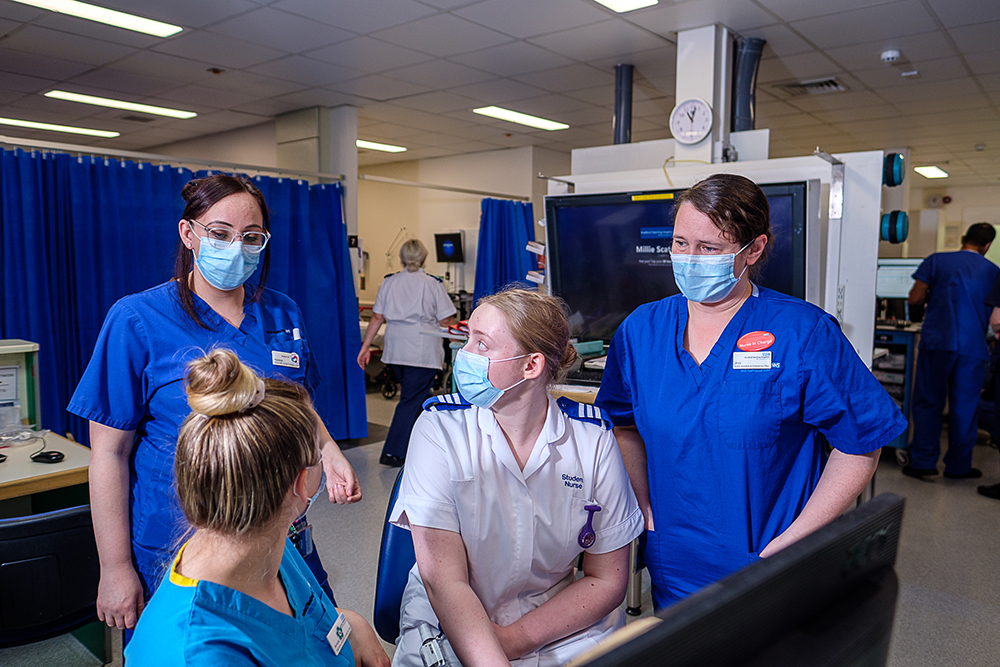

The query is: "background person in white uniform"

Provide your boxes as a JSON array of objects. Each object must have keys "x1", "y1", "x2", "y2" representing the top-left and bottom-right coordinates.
[
  {"x1": 359, "y1": 239, "x2": 456, "y2": 467},
  {"x1": 389, "y1": 289, "x2": 644, "y2": 667}
]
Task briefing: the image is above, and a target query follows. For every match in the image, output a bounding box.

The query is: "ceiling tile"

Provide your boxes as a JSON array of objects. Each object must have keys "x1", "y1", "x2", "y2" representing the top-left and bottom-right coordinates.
[
  {"x1": 878, "y1": 77, "x2": 982, "y2": 103},
  {"x1": 385, "y1": 60, "x2": 496, "y2": 88},
  {"x1": 513, "y1": 64, "x2": 616, "y2": 93},
  {"x1": 511, "y1": 94, "x2": 590, "y2": 117},
  {"x1": 807, "y1": 105, "x2": 901, "y2": 123},
  {"x1": 967, "y1": 53, "x2": 1000, "y2": 76},
  {"x1": 551, "y1": 106, "x2": 615, "y2": 127},
  {"x1": 528, "y1": 19, "x2": 670, "y2": 62},
  {"x1": 106, "y1": 51, "x2": 219, "y2": 84},
  {"x1": 632, "y1": 0, "x2": 777, "y2": 37},
  {"x1": 390, "y1": 91, "x2": 480, "y2": 113},
  {"x1": 32, "y1": 13, "x2": 162, "y2": 48},
  {"x1": 0, "y1": 48, "x2": 93, "y2": 80},
  {"x1": 757, "y1": 52, "x2": 842, "y2": 84},
  {"x1": 783, "y1": 90, "x2": 886, "y2": 112},
  {"x1": 0, "y1": 71, "x2": 57, "y2": 94},
  {"x1": 448, "y1": 79, "x2": 547, "y2": 104},
  {"x1": 735, "y1": 25, "x2": 813, "y2": 58},
  {"x1": 205, "y1": 70, "x2": 307, "y2": 97},
  {"x1": 453, "y1": 0, "x2": 610, "y2": 39},
  {"x1": 370, "y1": 14, "x2": 512, "y2": 57},
  {"x1": 790, "y1": 1, "x2": 939, "y2": 50},
  {"x1": 207, "y1": 7, "x2": 354, "y2": 53},
  {"x1": 333, "y1": 75, "x2": 430, "y2": 101},
  {"x1": 153, "y1": 32, "x2": 287, "y2": 69},
  {"x1": 154, "y1": 84, "x2": 260, "y2": 111},
  {"x1": 852, "y1": 57, "x2": 970, "y2": 89},
  {"x1": 908, "y1": 107, "x2": 999, "y2": 129},
  {"x1": 0, "y1": 3, "x2": 45, "y2": 21},
  {"x1": 753, "y1": 0, "x2": 897, "y2": 23},
  {"x1": 948, "y1": 21, "x2": 1000, "y2": 55},
  {"x1": 923, "y1": 0, "x2": 1000, "y2": 29},
  {"x1": 564, "y1": 85, "x2": 615, "y2": 107},
  {"x1": 65, "y1": 68, "x2": 182, "y2": 97},
  {"x1": 249, "y1": 56, "x2": 364, "y2": 85},
  {"x1": 977, "y1": 73, "x2": 1000, "y2": 92},
  {"x1": 274, "y1": 87, "x2": 368, "y2": 108},
  {"x1": 273, "y1": 0, "x2": 437, "y2": 34},
  {"x1": 824, "y1": 31, "x2": 957, "y2": 72},
  {"x1": 891, "y1": 92, "x2": 991, "y2": 115},
  {"x1": 450, "y1": 42, "x2": 574, "y2": 77},
  {"x1": 374, "y1": 106, "x2": 474, "y2": 131},
  {"x1": 230, "y1": 98, "x2": 304, "y2": 117},
  {"x1": 307, "y1": 37, "x2": 434, "y2": 73}
]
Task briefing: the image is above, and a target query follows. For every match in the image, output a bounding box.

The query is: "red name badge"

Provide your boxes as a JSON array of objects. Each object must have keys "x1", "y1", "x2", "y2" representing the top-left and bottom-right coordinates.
[{"x1": 737, "y1": 331, "x2": 775, "y2": 352}]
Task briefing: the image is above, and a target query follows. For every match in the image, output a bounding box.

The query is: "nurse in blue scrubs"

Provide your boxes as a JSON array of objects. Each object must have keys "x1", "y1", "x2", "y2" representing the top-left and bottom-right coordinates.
[
  {"x1": 126, "y1": 349, "x2": 387, "y2": 667},
  {"x1": 596, "y1": 173, "x2": 907, "y2": 609},
  {"x1": 69, "y1": 174, "x2": 361, "y2": 632}
]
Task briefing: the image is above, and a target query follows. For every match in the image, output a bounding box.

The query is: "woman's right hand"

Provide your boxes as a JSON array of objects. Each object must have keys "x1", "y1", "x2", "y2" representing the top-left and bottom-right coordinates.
[
  {"x1": 97, "y1": 562, "x2": 145, "y2": 629},
  {"x1": 357, "y1": 346, "x2": 371, "y2": 369}
]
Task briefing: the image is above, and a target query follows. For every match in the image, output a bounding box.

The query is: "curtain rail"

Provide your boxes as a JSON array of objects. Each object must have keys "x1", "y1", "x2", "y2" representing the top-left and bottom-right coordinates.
[
  {"x1": 357, "y1": 173, "x2": 530, "y2": 201},
  {"x1": 0, "y1": 134, "x2": 345, "y2": 183}
]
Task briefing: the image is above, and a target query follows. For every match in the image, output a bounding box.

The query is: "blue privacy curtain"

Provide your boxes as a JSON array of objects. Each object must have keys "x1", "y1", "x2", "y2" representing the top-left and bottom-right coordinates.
[
  {"x1": 473, "y1": 198, "x2": 535, "y2": 304},
  {"x1": 0, "y1": 149, "x2": 365, "y2": 442}
]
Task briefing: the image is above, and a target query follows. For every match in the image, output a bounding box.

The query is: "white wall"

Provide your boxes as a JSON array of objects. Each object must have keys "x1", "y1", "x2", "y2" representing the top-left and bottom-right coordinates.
[
  {"x1": 357, "y1": 146, "x2": 565, "y2": 304},
  {"x1": 145, "y1": 121, "x2": 278, "y2": 169},
  {"x1": 907, "y1": 184, "x2": 1000, "y2": 263}
]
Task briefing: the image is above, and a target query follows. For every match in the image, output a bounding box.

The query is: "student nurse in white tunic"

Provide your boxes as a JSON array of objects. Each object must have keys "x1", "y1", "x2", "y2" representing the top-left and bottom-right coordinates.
[
  {"x1": 359, "y1": 239, "x2": 456, "y2": 467},
  {"x1": 390, "y1": 289, "x2": 643, "y2": 667}
]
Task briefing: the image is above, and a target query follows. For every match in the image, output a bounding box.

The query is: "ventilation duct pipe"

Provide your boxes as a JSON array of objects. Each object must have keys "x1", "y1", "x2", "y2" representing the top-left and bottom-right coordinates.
[
  {"x1": 613, "y1": 63, "x2": 633, "y2": 144},
  {"x1": 731, "y1": 38, "x2": 765, "y2": 132}
]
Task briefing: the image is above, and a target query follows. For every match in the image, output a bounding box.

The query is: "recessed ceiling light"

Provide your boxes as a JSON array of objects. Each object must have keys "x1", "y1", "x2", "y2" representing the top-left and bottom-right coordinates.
[
  {"x1": 593, "y1": 0, "x2": 658, "y2": 12},
  {"x1": 356, "y1": 139, "x2": 406, "y2": 153},
  {"x1": 914, "y1": 166, "x2": 949, "y2": 179},
  {"x1": 472, "y1": 106, "x2": 568, "y2": 131},
  {"x1": 0, "y1": 116, "x2": 119, "y2": 137},
  {"x1": 45, "y1": 91, "x2": 196, "y2": 119},
  {"x1": 10, "y1": 0, "x2": 182, "y2": 37}
]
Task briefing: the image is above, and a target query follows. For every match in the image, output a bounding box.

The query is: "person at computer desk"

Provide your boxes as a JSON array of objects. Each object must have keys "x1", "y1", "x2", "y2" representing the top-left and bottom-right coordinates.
[
  {"x1": 68, "y1": 174, "x2": 360, "y2": 633},
  {"x1": 125, "y1": 349, "x2": 388, "y2": 667},
  {"x1": 596, "y1": 173, "x2": 907, "y2": 610},
  {"x1": 390, "y1": 288, "x2": 644, "y2": 667}
]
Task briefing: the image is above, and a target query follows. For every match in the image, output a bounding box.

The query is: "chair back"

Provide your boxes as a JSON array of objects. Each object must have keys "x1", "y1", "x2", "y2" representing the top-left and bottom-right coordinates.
[
  {"x1": 0, "y1": 505, "x2": 100, "y2": 648},
  {"x1": 373, "y1": 468, "x2": 416, "y2": 643}
]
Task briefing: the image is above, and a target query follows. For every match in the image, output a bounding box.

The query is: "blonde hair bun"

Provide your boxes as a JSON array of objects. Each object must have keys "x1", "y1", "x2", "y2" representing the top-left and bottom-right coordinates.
[{"x1": 185, "y1": 348, "x2": 261, "y2": 416}]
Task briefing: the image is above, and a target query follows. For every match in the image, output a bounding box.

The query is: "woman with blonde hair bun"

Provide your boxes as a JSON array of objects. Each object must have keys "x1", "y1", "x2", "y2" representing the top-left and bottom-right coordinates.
[
  {"x1": 125, "y1": 349, "x2": 388, "y2": 667},
  {"x1": 390, "y1": 288, "x2": 643, "y2": 667}
]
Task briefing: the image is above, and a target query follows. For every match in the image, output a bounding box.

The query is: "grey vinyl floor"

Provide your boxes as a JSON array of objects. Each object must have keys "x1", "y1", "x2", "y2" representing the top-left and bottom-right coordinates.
[{"x1": 4, "y1": 390, "x2": 999, "y2": 666}]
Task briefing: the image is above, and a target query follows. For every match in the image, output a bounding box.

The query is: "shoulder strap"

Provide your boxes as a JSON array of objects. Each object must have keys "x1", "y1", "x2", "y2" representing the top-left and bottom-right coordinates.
[
  {"x1": 556, "y1": 396, "x2": 611, "y2": 430},
  {"x1": 423, "y1": 393, "x2": 473, "y2": 411}
]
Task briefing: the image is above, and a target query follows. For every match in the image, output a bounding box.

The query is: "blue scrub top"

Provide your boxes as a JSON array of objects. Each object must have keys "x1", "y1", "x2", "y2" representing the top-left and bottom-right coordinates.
[
  {"x1": 68, "y1": 280, "x2": 318, "y2": 591},
  {"x1": 596, "y1": 287, "x2": 906, "y2": 606},
  {"x1": 125, "y1": 538, "x2": 353, "y2": 667},
  {"x1": 913, "y1": 250, "x2": 999, "y2": 359}
]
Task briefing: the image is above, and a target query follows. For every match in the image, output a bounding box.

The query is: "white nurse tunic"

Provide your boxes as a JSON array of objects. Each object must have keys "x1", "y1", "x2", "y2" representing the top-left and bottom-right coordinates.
[{"x1": 389, "y1": 394, "x2": 644, "y2": 667}]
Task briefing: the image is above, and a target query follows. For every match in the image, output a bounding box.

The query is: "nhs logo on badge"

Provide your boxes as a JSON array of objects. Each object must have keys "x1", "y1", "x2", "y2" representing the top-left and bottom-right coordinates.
[{"x1": 562, "y1": 474, "x2": 583, "y2": 490}]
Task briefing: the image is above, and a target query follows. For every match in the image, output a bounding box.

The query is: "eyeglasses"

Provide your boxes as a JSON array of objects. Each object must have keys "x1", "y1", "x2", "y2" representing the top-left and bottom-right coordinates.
[{"x1": 187, "y1": 219, "x2": 270, "y2": 254}]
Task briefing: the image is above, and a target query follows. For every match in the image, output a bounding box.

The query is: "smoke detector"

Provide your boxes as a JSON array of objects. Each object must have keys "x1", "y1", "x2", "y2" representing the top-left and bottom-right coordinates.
[{"x1": 881, "y1": 49, "x2": 901, "y2": 63}]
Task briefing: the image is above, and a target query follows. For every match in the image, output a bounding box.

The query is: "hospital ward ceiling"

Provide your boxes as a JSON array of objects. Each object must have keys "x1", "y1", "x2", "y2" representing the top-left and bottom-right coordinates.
[{"x1": 0, "y1": 0, "x2": 997, "y2": 187}]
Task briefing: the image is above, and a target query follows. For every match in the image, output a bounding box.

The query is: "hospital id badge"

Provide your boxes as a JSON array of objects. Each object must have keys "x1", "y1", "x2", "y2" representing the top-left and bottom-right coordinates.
[
  {"x1": 272, "y1": 350, "x2": 300, "y2": 368},
  {"x1": 732, "y1": 351, "x2": 772, "y2": 370},
  {"x1": 327, "y1": 612, "x2": 352, "y2": 655}
]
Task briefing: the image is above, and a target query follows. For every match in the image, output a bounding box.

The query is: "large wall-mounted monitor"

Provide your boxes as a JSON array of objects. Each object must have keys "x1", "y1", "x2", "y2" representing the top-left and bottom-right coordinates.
[
  {"x1": 545, "y1": 181, "x2": 819, "y2": 343},
  {"x1": 875, "y1": 258, "x2": 922, "y2": 299}
]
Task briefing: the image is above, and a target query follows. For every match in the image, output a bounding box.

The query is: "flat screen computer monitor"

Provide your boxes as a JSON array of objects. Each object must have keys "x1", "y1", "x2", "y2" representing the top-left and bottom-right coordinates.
[
  {"x1": 434, "y1": 231, "x2": 465, "y2": 263},
  {"x1": 569, "y1": 493, "x2": 904, "y2": 667},
  {"x1": 876, "y1": 258, "x2": 923, "y2": 299},
  {"x1": 546, "y1": 182, "x2": 812, "y2": 344}
]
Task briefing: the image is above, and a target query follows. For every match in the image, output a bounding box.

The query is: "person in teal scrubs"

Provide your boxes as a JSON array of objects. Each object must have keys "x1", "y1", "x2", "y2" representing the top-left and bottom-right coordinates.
[
  {"x1": 69, "y1": 174, "x2": 361, "y2": 633},
  {"x1": 596, "y1": 173, "x2": 907, "y2": 609},
  {"x1": 125, "y1": 349, "x2": 388, "y2": 667}
]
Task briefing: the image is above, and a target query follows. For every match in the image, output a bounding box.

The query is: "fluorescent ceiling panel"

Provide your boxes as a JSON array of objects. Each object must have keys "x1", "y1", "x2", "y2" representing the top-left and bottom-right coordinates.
[
  {"x1": 913, "y1": 165, "x2": 949, "y2": 178},
  {"x1": 472, "y1": 106, "x2": 569, "y2": 131},
  {"x1": 10, "y1": 0, "x2": 182, "y2": 37},
  {"x1": 357, "y1": 139, "x2": 407, "y2": 153},
  {"x1": 45, "y1": 90, "x2": 196, "y2": 118},
  {"x1": 592, "y1": 0, "x2": 658, "y2": 13},
  {"x1": 0, "y1": 116, "x2": 119, "y2": 137}
]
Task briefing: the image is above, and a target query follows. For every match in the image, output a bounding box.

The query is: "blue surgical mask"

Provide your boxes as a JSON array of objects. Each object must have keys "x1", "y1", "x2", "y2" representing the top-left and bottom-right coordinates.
[
  {"x1": 453, "y1": 348, "x2": 529, "y2": 409},
  {"x1": 193, "y1": 241, "x2": 259, "y2": 291},
  {"x1": 671, "y1": 241, "x2": 752, "y2": 303}
]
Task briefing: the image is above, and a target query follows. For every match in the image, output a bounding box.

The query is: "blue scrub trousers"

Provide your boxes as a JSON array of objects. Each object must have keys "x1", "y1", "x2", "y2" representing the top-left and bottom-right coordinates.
[
  {"x1": 909, "y1": 349, "x2": 985, "y2": 474},
  {"x1": 381, "y1": 365, "x2": 438, "y2": 459}
]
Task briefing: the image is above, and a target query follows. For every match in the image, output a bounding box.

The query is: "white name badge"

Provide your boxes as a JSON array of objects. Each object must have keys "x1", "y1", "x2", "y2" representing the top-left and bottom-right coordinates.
[
  {"x1": 272, "y1": 350, "x2": 300, "y2": 369},
  {"x1": 327, "y1": 612, "x2": 352, "y2": 655},
  {"x1": 733, "y1": 351, "x2": 772, "y2": 370}
]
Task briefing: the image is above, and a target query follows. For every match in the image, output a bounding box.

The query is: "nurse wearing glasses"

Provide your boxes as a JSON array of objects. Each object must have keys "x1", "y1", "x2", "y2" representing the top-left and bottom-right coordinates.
[
  {"x1": 597, "y1": 173, "x2": 907, "y2": 610},
  {"x1": 69, "y1": 174, "x2": 361, "y2": 633},
  {"x1": 390, "y1": 289, "x2": 643, "y2": 667}
]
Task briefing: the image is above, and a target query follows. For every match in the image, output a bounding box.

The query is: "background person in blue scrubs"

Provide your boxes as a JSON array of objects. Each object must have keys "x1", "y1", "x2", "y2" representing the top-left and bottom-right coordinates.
[
  {"x1": 126, "y1": 349, "x2": 388, "y2": 667},
  {"x1": 69, "y1": 174, "x2": 361, "y2": 633},
  {"x1": 596, "y1": 174, "x2": 906, "y2": 609},
  {"x1": 905, "y1": 223, "x2": 998, "y2": 480}
]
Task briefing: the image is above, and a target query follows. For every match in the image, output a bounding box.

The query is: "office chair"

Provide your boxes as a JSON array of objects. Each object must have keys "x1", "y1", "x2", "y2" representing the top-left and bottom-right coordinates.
[
  {"x1": 0, "y1": 504, "x2": 107, "y2": 661},
  {"x1": 373, "y1": 468, "x2": 415, "y2": 644}
]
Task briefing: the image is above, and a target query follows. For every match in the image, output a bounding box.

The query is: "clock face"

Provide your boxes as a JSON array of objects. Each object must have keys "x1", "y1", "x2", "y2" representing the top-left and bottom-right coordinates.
[{"x1": 670, "y1": 98, "x2": 713, "y2": 145}]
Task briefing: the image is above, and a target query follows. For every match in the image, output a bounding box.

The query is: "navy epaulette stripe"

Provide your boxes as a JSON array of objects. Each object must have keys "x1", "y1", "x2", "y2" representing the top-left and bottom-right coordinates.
[
  {"x1": 557, "y1": 396, "x2": 611, "y2": 430},
  {"x1": 423, "y1": 393, "x2": 472, "y2": 411}
]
